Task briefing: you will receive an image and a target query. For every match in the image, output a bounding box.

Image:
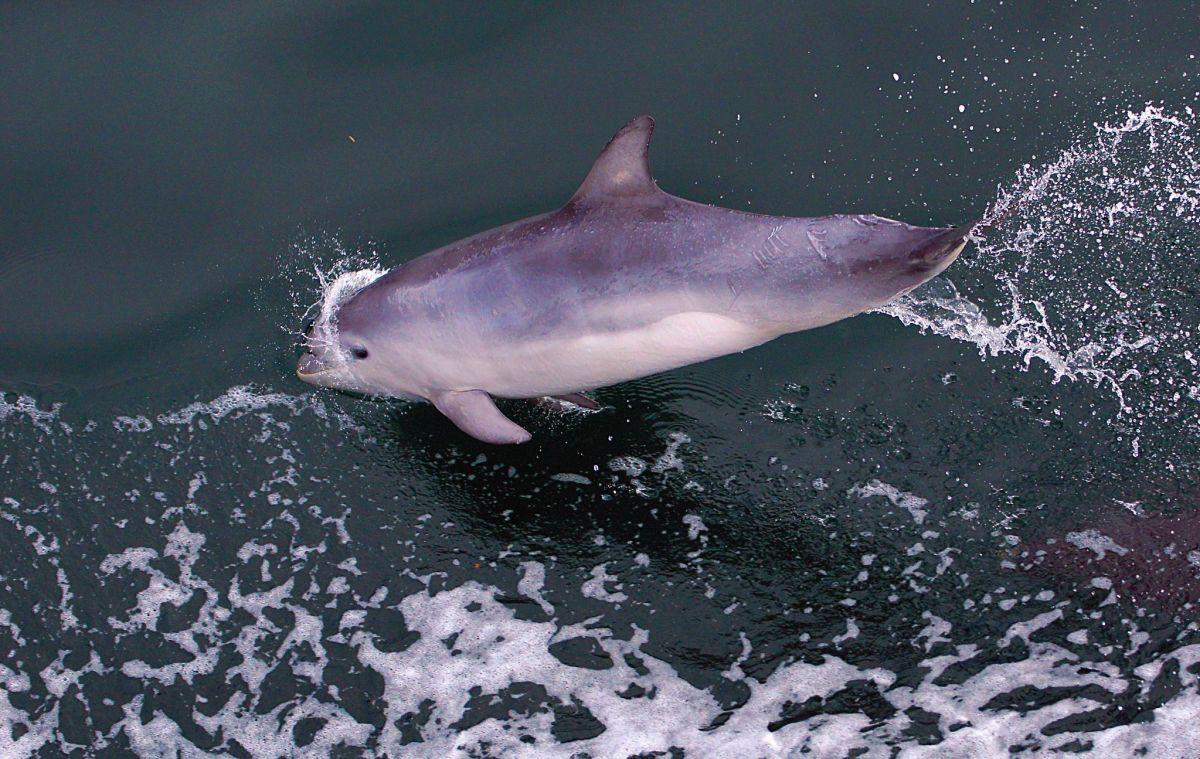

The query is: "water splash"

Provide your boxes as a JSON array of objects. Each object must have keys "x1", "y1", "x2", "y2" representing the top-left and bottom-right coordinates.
[
  {"x1": 879, "y1": 104, "x2": 1200, "y2": 466},
  {"x1": 276, "y1": 232, "x2": 386, "y2": 369}
]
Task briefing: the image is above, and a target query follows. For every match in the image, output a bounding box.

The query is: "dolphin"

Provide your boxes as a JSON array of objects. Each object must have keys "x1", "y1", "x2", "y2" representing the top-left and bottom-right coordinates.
[{"x1": 298, "y1": 116, "x2": 971, "y2": 444}]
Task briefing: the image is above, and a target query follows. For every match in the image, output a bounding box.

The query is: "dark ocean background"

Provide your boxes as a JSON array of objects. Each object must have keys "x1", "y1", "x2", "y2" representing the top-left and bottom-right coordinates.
[{"x1": 2, "y1": 3, "x2": 1199, "y2": 756}]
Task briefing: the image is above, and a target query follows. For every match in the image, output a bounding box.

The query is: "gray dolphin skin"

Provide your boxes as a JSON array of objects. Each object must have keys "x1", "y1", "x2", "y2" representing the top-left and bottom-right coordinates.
[{"x1": 298, "y1": 116, "x2": 972, "y2": 444}]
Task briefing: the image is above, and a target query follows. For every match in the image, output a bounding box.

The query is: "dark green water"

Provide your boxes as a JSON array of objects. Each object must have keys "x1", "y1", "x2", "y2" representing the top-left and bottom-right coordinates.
[{"x1": 2, "y1": 3, "x2": 1199, "y2": 756}]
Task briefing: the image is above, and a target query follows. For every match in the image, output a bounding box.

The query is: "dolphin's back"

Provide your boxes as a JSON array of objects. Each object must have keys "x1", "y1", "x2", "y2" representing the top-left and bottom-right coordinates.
[{"x1": 375, "y1": 198, "x2": 819, "y2": 332}]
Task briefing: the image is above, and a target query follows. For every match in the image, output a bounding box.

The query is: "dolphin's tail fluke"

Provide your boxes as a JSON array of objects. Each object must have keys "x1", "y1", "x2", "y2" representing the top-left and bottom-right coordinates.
[{"x1": 912, "y1": 223, "x2": 975, "y2": 267}]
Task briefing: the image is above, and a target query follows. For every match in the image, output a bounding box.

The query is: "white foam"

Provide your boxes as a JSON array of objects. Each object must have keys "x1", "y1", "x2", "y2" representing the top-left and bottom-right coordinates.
[
  {"x1": 551, "y1": 473, "x2": 592, "y2": 485},
  {"x1": 849, "y1": 480, "x2": 930, "y2": 525},
  {"x1": 7, "y1": 503, "x2": 1200, "y2": 756},
  {"x1": 682, "y1": 513, "x2": 709, "y2": 541},
  {"x1": 1065, "y1": 529, "x2": 1130, "y2": 559},
  {"x1": 157, "y1": 385, "x2": 332, "y2": 426},
  {"x1": 518, "y1": 561, "x2": 555, "y2": 616},
  {"x1": 0, "y1": 394, "x2": 67, "y2": 434},
  {"x1": 113, "y1": 415, "x2": 153, "y2": 432},
  {"x1": 581, "y1": 564, "x2": 628, "y2": 605},
  {"x1": 651, "y1": 432, "x2": 690, "y2": 473}
]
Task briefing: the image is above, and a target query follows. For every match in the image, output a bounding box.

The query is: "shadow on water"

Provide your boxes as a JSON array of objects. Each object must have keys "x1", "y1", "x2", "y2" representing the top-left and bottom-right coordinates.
[{"x1": 337, "y1": 354, "x2": 1137, "y2": 691}]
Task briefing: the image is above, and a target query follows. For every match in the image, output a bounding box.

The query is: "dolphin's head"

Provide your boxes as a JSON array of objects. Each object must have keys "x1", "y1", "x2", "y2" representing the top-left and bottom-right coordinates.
[
  {"x1": 296, "y1": 269, "x2": 394, "y2": 395},
  {"x1": 295, "y1": 318, "x2": 372, "y2": 393},
  {"x1": 808, "y1": 215, "x2": 972, "y2": 316}
]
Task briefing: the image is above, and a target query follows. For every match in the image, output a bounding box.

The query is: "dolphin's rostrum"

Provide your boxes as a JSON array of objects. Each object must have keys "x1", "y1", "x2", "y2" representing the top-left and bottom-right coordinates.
[{"x1": 298, "y1": 116, "x2": 972, "y2": 443}]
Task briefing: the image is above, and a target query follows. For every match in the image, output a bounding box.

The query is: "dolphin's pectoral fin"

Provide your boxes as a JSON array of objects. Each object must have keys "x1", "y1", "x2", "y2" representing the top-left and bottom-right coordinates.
[
  {"x1": 532, "y1": 393, "x2": 601, "y2": 411},
  {"x1": 551, "y1": 393, "x2": 600, "y2": 411},
  {"x1": 432, "y1": 390, "x2": 532, "y2": 445}
]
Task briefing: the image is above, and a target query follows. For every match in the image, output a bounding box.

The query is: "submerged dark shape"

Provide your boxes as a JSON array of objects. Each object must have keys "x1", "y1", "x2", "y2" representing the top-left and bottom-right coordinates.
[
  {"x1": 1019, "y1": 504, "x2": 1200, "y2": 613},
  {"x1": 298, "y1": 116, "x2": 972, "y2": 443}
]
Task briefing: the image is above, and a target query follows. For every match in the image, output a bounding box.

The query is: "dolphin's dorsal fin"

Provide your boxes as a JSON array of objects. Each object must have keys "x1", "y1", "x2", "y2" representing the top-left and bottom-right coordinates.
[{"x1": 571, "y1": 115, "x2": 660, "y2": 203}]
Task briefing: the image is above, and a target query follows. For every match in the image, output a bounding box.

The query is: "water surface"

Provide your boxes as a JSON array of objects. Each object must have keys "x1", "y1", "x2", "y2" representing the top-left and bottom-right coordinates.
[{"x1": 2, "y1": 3, "x2": 1199, "y2": 756}]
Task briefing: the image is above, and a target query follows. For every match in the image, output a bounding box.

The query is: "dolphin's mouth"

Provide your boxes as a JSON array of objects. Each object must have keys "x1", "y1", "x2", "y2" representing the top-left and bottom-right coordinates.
[
  {"x1": 297, "y1": 318, "x2": 336, "y2": 379},
  {"x1": 297, "y1": 351, "x2": 334, "y2": 378}
]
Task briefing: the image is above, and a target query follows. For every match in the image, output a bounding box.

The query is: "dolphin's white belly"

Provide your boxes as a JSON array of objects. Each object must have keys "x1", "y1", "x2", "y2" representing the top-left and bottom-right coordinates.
[{"x1": 433, "y1": 311, "x2": 778, "y2": 398}]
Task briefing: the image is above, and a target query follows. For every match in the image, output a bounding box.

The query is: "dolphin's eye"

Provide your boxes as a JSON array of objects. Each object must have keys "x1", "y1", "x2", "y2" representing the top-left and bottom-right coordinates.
[{"x1": 350, "y1": 345, "x2": 369, "y2": 360}]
